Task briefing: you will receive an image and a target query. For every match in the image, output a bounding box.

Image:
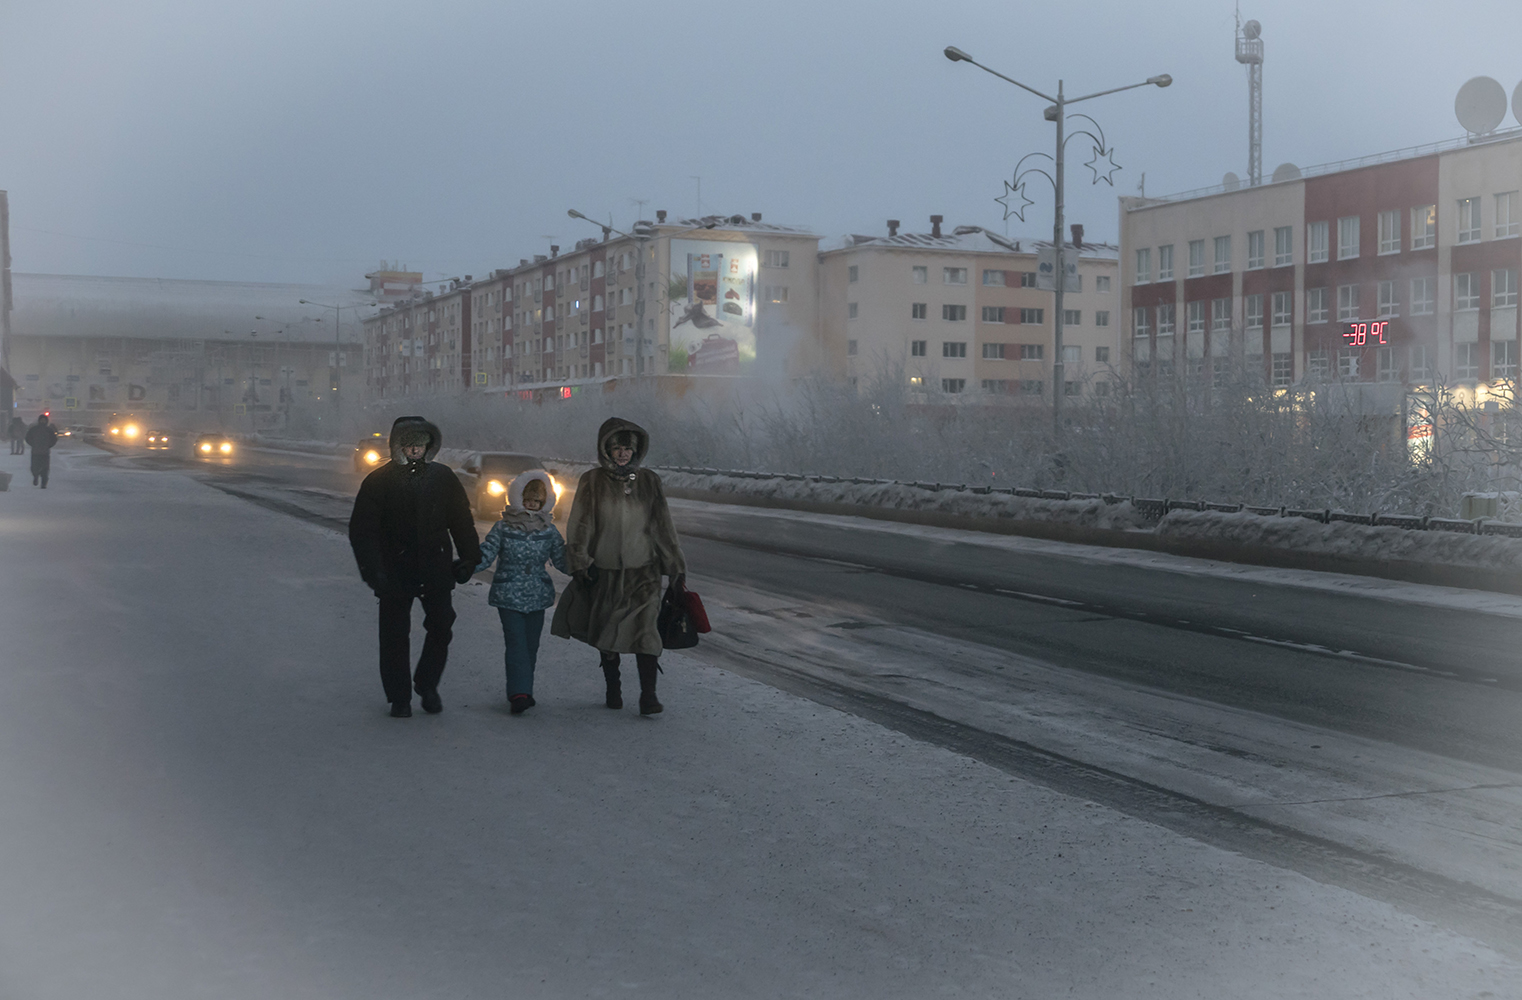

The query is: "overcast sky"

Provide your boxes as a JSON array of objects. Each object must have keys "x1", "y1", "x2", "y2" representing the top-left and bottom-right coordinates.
[{"x1": 3, "y1": 0, "x2": 1519, "y2": 287}]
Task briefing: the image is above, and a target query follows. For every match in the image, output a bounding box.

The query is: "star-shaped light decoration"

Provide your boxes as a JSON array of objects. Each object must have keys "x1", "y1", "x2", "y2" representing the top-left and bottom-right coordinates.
[
  {"x1": 995, "y1": 178, "x2": 1036, "y2": 222},
  {"x1": 1086, "y1": 146, "x2": 1122, "y2": 186}
]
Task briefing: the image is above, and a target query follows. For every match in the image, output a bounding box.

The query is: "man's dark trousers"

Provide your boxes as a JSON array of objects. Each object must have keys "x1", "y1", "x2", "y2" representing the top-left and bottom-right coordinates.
[
  {"x1": 30, "y1": 451, "x2": 49, "y2": 487},
  {"x1": 377, "y1": 587, "x2": 456, "y2": 705}
]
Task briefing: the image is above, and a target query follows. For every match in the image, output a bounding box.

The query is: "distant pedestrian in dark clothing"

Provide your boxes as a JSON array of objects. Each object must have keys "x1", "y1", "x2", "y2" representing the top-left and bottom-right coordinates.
[
  {"x1": 348, "y1": 416, "x2": 481, "y2": 718},
  {"x1": 24, "y1": 415, "x2": 58, "y2": 488},
  {"x1": 8, "y1": 416, "x2": 25, "y2": 455},
  {"x1": 551, "y1": 417, "x2": 685, "y2": 715},
  {"x1": 475, "y1": 471, "x2": 567, "y2": 715}
]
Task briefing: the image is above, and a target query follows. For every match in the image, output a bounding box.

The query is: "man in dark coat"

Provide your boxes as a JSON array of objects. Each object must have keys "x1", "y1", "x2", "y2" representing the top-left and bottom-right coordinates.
[
  {"x1": 348, "y1": 416, "x2": 481, "y2": 717},
  {"x1": 8, "y1": 415, "x2": 26, "y2": 455},
  {"x1": 24, "y1": 414, "x2": 58, "y2": 488}
]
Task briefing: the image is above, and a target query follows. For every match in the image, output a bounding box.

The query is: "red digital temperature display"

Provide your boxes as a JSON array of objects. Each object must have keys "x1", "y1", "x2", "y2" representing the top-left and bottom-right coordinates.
[{"x1": 1342, "y1": 321, "x2": 1389, "y2": 346}]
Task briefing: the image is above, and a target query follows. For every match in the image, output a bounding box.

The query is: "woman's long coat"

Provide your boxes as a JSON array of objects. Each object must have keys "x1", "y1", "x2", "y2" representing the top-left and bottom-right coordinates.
[{"x1": 550, "y1": 417, "x2": 685, "y2": 656}]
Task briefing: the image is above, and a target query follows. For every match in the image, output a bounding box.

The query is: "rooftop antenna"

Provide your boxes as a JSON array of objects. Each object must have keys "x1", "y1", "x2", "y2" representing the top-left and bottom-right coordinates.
[
  {"x1": 630, "y1": 197, "x2": 648, "y2": 221},
  {"x1": 1235, "y1": 8, "x2": 1264, "y2": 186},
  {"x1": 1455, "y1": 76, "x2": 1507, "y2": 137}
]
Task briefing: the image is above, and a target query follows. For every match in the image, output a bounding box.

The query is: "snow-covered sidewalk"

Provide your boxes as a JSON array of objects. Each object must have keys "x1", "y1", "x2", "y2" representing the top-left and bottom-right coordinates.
[{"x1": 0, "y1": 445, "x2": 1516, "y2": 998}]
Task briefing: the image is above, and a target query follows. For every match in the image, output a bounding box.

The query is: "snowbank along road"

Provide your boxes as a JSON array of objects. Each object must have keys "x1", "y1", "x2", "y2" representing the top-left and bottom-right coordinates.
[{"x1": 2, "y1": 440, "x2": 1520, "y2": 999}]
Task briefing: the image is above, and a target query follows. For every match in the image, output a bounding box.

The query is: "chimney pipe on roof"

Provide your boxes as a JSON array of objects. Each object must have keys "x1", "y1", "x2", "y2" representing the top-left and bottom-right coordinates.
[
  {"x1": 1070, "y1": 224, "x2": 1084, "y2": 248},
  {"x1": 656, "y1": 210, "x2": 667, "y2": 223},
  {"x1": 601, "y1": 226, "x2": 611, "y2": 242},
  {"x1": 465, "y1": 275, "x2": 473, "y2": 282},
  {"x1": 887, "y1": 219, "x2": 900, "y2": 237},
  {"x1": 520, "y1": 259, "x2": 528, "y2": 267},
  {"x1": 550, "y1": 245, "x2": 559, "y2": 258},
  {"x1": 751, "y1": 212, "x2": 762, "y2": 222},
  {"x1": 930, "y1": 215, "x2": 943, "y2": 238}
]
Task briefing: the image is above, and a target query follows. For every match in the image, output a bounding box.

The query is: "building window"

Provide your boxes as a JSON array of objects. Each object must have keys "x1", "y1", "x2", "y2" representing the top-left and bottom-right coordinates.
[
  {"x1": 982, "y1": 342, "x2": 1006, "y2": 359},
  {"x1": 1157, "y1": 244, "x2": 1174, "y2": 280},
  {"x1": 1093, "y1": 380, "x2": 1111, "y2": 397},
  {"x1": 1272, "y1": 291, "x2": 1293, "y2": 328},
  {"x1": 847, "y1": 339, "x2": 858, "y2": 356},
  {"x1": 1247, "y1": 230, "x2": 1265, "y2": 269},
  {"x1": 1020, "y1": 271, "x2": 1038, "y2": 288},
  {"x1": 942, "y1": 341, "x2": 967, "y2": 358},
  {"x1": 1337, "y1": 216, "x2": 1360, "y2": 260},
  {"x1": 912, "y1": 265, "x2": 928, "y2": 283},
  {"x1": 1213, "y1": 235, "x2": 1232, "y2": 273},
  {"x1": 764, "y1": 249, "x2": 790, "y2": 268},
  {"x1": 1494, "y1": 269, "x2": 1518, "y2": 307},
  {"x1": 1308, "y1": 349, "x2": 1330, "y2": 379},
  {"x1": 910, "y1": 340, "x2": 927, "y2": 357},
  {"x1": 1410, "y1": 277, "x2": 1435, "y2": 316},
  {"x1": 1095, "y1": 275, "x2": 1111, "y2": 292},
  {"x1": 943, "y1": 267, "x2": 967, "y2": 285},
  {"x1": 1019, "y1": 344, "x2": 1044, "y2": 360},
  {"x1": 942, "y1": 304, "x2": 967, "y2": 321},
  {"x1": 1210, "y1": 298, "x2": 1231, "y2": 332},
  {"x1": 1497, "y1": 192, "x2": 1519, "y2": 238},
  {"x1": 982, "y1": 269, "x2": 1006, "y2": 286},
  {"x1": 1019, "y1": 308, "x2": 1044, "y2": 325},
  {"x1": 1456, "y1": 342, "x2": 1479, "y2": 380},
  {"x1": 1272, "y1": 352, "x2": 1293, "y2": 386},
  {"x1": 1337, "y1": 284, "x2": 1360, "y2": 321},
  {"x1": 1409, "y1": 345, "x2": 1432, "y2": 381},
  {"x1": 1458, "y1": 197, "x2": 1481, "y2": 243},
  {"x1": 848, "y1": 302, "x2": 858, "y2": 319},
  {"x1": 1337, "y1": 349, "x2": 1360, "y2": 379},
  {"x1": 1064, "y1": 381, "x2": 1081, "y2": 396},
  {"x1": 1378, "y1": 209, "x2": 1400, "y2": 254},
  {"x1": 1411, "y1": 205, "x2": 1436, "y2": 249},
  {"x1": 1187, "y1": 239, "x2": 1205, "y2": 277},
  {"x1": 1133, "y1": 306, "x2": 1151, "y2": 338},
  {"x1": 1308, "y1": 221, "x2": 1329, "y2": 263},
  {"x1": 1455, "y1": 272, "x2": 1480, "y2": 311},
  {"x1": 1246, "y1": 293, "x2": 1264, "y2": 330},
  {"x1": 1186, "y1": 300, "x2": 1205, "y2": 334},
  {"x1": 1156, "y1": 303, "x2": 1175, "y2": 335},
  {"x1": 1063, "y1": 309, "x2": 1081, "y2": 325},
  {"x1": 1274, "y1": 226, "x2": 1293, "y2": 266},
  {"x1": 981, "y1": 306, "x2": 1006, "y2": 323},
  {"x1": 1095, "y1": 310, "x2": 1110, "y2": 327},
  {"x1": 909, "y1": 375, "x2": 924, "y2": 387},
  {"x1": 1135, "y1": 248, "x2": 1152, "y2": 283},
  {"x1": 766, "y1": 285, "x2": 789, "y2": 303},
  {"x1": 1020, "y1": 379, "x2": 1045, "y2": 394},
  {"x1": 1376, "y1": 346, "x2": 1398, "y2": 382},
  {"x1": 1494, "y1": 341, "x2": 1517, "y2": 380},
  {"x1": 941, "y1": 378, "x2": 966, "y2": 393},
  {"x1": 911, "y1": 302, "x2": 927, "y2": 320},
  {"x1": 981, "y1": 379, "x2": 1011, "y2": 394},
  {"x1": 847, "y1": 265, "x2": 859, "y2": 283},
  {"x1": 1095, "y1": 346, "x2": 1111, "y2": 364},
  {"x1": 1377, "y1": 280, "x2": 1398, "y2": 317}
]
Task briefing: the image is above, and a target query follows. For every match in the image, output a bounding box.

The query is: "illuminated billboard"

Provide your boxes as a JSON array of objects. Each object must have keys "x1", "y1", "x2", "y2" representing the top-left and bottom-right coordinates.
[{"x1": 667, "y1": 239, "x2": 758, "y2": 373}]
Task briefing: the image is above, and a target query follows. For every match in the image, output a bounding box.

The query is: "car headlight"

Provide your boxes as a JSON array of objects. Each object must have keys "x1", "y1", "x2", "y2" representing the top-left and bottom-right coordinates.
[
  {"x1": 551, "y1": 478, "x2": 564, "y2": 498},
  {"x1": 364, "y1": 449, "x2": 381, "y2": 464},
  {"x1": 124, "y1": 424, "x2": 139, "y2": 438},
  {"x1": 110, "y1": 427, "x2": 120, "y2": 435},
  {"x1": 486, "y1": 479, "x2": 506, "y2": 496},
  {"x1": 200, "y1": 443, "x2": 212, "y2": 453},
  {"x1": 219, "y1": 442, "x2": 233, "y2": 454}
]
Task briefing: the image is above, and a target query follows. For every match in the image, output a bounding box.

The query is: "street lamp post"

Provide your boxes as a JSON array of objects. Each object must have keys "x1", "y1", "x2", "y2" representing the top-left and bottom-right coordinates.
[
  {"x1": 944, "y1": 46, "x2": 1170, "y2": 431},
  {"x1": 298, "y1": 299, "x2": 379, "y2": 435}
]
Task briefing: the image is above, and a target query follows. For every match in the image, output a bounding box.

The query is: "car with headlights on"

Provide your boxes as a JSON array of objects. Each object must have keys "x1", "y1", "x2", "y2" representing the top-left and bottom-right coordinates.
[
  {"x1": 144, "y1": 429, "x2": 173, "y2": 450},
  {"x1": 105, "y1": 417, "x2": 143, "y2": 444},
  {"x1": 456, "y1": 452, "x2": 565, "y2": 518},
  {"x1": 194, "y1": 433, "x2": 236, "y2": 460},
  {"x1": 353, "y1": 433, "x2": 388, "y2": 473}
]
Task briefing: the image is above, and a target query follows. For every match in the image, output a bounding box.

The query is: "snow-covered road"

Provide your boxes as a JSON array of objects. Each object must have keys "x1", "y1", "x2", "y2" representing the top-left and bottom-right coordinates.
[{"x1": 1, "y1": 443, "x2": 1519, "y2": 998}]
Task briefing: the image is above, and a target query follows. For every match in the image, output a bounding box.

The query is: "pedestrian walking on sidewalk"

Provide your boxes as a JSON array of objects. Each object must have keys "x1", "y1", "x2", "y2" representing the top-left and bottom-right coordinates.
[
  {"x1": 476, "y1": 471, "x2": 567, "y2": 715},
  {"x1": 551, "y1": 417, "x2": 686, "y2": 716},
  {"x1": 24, "y1": 414, "x2": 58, "y2": 487},
  {"x1": 349, "y1": 416, "x2": 481, "y2": 718},
  {"x1": 8, "y1": 415, "x2": 26, "y2": 455}
]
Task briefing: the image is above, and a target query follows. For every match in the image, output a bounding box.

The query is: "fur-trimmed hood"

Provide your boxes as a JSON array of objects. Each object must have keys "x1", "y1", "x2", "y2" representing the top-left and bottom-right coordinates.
[
  {"x1": 499, "y1": 469, "x2": 557, "y2": 532},
  {"x1": 596, "y1": 416, "x2": 649, "y2": 473},
  {"x1": 388, "y1": 415, "x2": 442, "y2": 465}
]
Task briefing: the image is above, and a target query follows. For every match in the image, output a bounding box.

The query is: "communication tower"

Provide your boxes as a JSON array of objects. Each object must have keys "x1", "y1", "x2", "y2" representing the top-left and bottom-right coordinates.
[{"x1": 1235, "y1": 15, "x2": 1263, "y2": 186}]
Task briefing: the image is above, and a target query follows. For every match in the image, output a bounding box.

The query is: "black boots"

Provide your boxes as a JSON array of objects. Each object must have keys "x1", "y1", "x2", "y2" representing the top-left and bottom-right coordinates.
[
  {"x1": 390, "y1": 701, "x2": 412, "y2": 718},
  {"x1": 415, "y1": 683, "x2": 443, "y2": 714},
  {"x1": 636, "y1": 655, "x2": 663, "y2": 716},
  {"x1": 600, "y1": 651, "x2": 623, "y2": 709}
]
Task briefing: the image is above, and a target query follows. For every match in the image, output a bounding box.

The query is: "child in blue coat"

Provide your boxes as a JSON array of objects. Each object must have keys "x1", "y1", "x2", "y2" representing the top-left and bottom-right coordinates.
[{"x1": 475, "y1": 470, "x2": 568, "y2": 714}]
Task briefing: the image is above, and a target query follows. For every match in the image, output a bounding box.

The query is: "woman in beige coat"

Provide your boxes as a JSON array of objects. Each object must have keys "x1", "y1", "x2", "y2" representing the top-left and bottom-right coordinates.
[{"x1": 550, "y1": 417, "x2": 685, "y2": 715}]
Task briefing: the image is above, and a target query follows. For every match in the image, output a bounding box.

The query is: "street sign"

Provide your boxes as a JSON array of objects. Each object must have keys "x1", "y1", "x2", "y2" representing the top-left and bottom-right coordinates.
[{"x1": 64, "y1": 397, "x2": 78, "y2": 410}]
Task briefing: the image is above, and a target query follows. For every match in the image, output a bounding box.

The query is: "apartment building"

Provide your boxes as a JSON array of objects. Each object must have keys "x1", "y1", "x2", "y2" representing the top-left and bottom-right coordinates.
[
  {"x1": 1120, "y1": 130, "x2": 1522, "y2": 394},
  {"x1": 819, "y1": 216, "x2": 1120, "y2": 400},
  {"x1": 363, "y1": 214, "x2": 821, "y2": 401}
]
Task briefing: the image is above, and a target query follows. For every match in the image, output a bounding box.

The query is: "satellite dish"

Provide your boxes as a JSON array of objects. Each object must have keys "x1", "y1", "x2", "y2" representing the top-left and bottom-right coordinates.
[
  {"x1": 1242, "y1": 19, "x2": 1261, "y2": 39},
  {"x1": 1223, "y1": 172, "x2": 1241, "y2": 191},
  {"x1": 1271, "y1": 162, "x2": 1301, "y2": 183},
  {"x1": 1514, "y1": 80, "x2": 1522, "y2": 127},
  {"x1": 1456, "y1": 76, "x2": 1507, "y2": 134}
]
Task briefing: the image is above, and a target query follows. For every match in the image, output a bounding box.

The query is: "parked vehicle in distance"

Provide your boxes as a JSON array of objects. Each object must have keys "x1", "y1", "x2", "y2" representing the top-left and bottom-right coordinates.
[
  {"x1": 76, "y1": 425, "x2": 104, "y2": 440},
  {"x1": 194, "y1": 433, "x2": 236, "y2": 459},
  {"x1": 105, "y1": 416, "x2": 142, "y2": 443},
  {"x1": 144, "y1": 429, "x2": 173, "y2": 450},
  {"x1": 456, "y1": 451, "x2": 566, "y2": 518},
  {"x1": 353, "y1": 433, "x2": 388, "y2": 473}
]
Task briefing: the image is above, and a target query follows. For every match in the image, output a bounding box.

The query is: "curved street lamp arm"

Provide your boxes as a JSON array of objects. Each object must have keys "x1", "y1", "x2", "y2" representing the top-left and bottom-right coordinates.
[
  {"x1": 1067, "y1": 77, "x2": 1164, "y2": 105},
  {"x1": 960, "y1": 57, "x2": 1056, "y2": 104}
]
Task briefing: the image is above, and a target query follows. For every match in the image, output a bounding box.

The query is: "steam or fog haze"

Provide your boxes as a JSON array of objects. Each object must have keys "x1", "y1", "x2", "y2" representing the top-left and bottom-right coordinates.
[{"x1": 2, "y1": 0, "x2": 1518, "y2": 284}]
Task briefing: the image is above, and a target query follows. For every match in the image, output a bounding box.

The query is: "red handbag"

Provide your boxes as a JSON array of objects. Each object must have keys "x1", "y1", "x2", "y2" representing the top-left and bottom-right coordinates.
[{"x1": 680, "y1": 582, "x2": 711, "y2": 633}]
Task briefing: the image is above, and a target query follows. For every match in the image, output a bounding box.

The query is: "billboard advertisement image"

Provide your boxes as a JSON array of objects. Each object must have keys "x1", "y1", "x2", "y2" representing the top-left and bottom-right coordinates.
[{"x1": 667, "y1": 239, "x2": 758, "y2": 374}]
